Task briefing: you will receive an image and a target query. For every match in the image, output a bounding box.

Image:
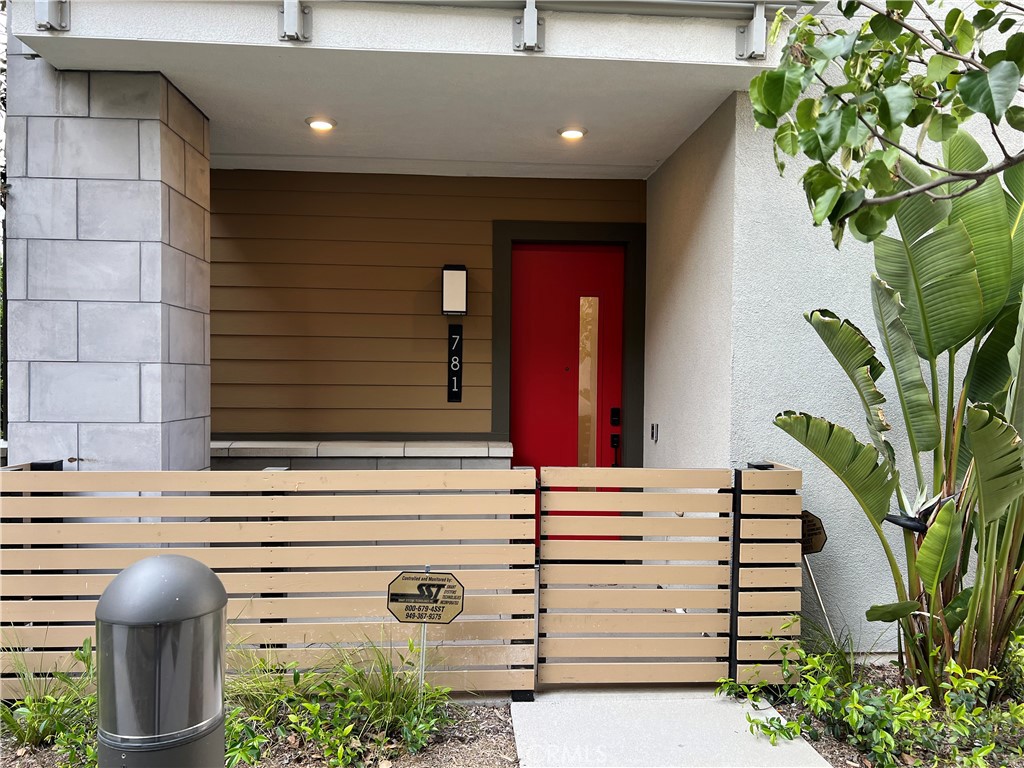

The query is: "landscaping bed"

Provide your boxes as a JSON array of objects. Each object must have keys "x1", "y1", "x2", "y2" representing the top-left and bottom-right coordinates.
[
  {"x1": 0, "y1": 642, "x2": 522, "y2": 768},
  {"x1": 1, "y1": 704, "x2": 517, "y2": 768},
  {"x1": 2, "y1": 703, "x2": 517, "y2": 768},
  {"x1": 720, "y1": 647, "x2": 1024, "y2": 768}
]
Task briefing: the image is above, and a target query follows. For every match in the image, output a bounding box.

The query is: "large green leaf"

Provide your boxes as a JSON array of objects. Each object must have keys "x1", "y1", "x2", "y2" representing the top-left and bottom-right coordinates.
[
  {"x1": 879, "y1": 83, "x2": 916, "y2": 128},
  {"x1": 1011, "y1": 211, "x2": 1024, "y2": 304},
  {"x1": 1006, "y1": 163, "x2": 1024, "y2": 214},
  {"x1": 763, "y1": 65, "x2": 805, "y2": 116},
  {"x1": 958, "y1": 436, "x2": 974, "y2": 488},
  {"x1": 806, "y1": 310, "x2": 889, "y2": 437},
  {"x1": 775, "y1": 411, "x2": 899, "y2": 524},
  {"x1": 802, "y1": 111, "x2": 844, "y2": 164},
  {"x1": 866, "y1": 600, "x2": 920, "y2": 622},
  {"x1": 945, "y1": 132, "x2": 1013, "y2": 328},
  {"x1": 969, "y1": 303, "x2": 1019, "y2": 406},
  {"x1": 916, "y1": 500, "x2": 964, "y2": 599},
  {"x1": 871, "y1": 277, "x2": 941, "y2": 452},
  {"x1": 944, "y1": 586, "x2": 974, "y2": 632},
  {"x1": 809, "y1": 30, "x2": 857, "y2": 60},
  {"x1": 1005, "y1": 301, "x2": 1024, "y2": 435},
  {"x1": 966, "y1": 404, "x2": 1024, "y2": 526},
  {"x1": 1003, "y1": 163, "x2": 1024, "y2": 299},
  {"x1": 956, "y1": 61, "x2": 1021, "y2": 123},
  {"x1": 875, "y1": 221, "x2": 984, "y2": 359},
  {"x1": 926, "y1": 54, "x2": 958, "y2": 84},
  {"x1": 894, "y1": 159, "x2": 950, "y2": 244}
]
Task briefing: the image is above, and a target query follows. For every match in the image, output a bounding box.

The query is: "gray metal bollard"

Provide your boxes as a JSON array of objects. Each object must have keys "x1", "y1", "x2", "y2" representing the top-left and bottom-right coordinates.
[{"x1": 96, "y1": 555, "x2": 228, "y2": 768}]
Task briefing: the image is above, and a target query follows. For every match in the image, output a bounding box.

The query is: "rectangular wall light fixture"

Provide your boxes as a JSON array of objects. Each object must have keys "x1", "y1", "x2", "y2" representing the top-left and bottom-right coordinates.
[{"x1": 441, "y1": 264, "x2": 468, "y2": 315}]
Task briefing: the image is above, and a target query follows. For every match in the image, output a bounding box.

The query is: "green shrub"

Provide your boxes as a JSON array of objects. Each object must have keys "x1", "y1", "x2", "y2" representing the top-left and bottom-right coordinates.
[
  {"x1": 1, "y1": 639, "x2": 96, "y2": 761},
  {"x1": 339, "y1": 639, "x2": 451, "y2": 754},
  {"x1": 224, "y1": 706, "x2": 271, "y2": 768},
  {"x1": 221, "y1": 639, "x2": 451, "y2": 766},
  {"x1": 718, "y1": 647, "x2": 1024, "y2": 767},
  {"x1": 3, "y1": 638, "x2": 452, "y2": 768}
]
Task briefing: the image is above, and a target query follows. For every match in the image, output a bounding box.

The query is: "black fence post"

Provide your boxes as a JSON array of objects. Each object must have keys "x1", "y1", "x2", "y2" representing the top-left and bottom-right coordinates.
[{"x1": 728, "y1": 468, "x2": 743, "y2": 681}]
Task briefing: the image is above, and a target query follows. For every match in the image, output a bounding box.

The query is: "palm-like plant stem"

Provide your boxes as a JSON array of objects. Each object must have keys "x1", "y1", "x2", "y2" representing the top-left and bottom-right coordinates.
[
  {"x1": 904, "y1": 528, "x2": 920, "y2": 602},
  {"x1": 947, "y1": 338, "x2": 981, "y2": 495},
  {"x1": 931, "y1": 359, "x2": 945, "y2": 495},
  {"x1": 944, "y1": 351, "x2": 957, "y2": 495}
]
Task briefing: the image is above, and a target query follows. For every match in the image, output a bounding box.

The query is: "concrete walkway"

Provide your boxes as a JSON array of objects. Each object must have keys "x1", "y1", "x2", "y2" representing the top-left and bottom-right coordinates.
[{"x1": 511, "y1": 689, "x2": 831, "y2": 768}]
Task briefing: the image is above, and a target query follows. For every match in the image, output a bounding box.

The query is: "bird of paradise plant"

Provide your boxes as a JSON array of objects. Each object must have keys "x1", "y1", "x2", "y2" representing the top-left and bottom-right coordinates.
[{"x1": 779, "y1": 130, "x2": 1024, "y2": 697}]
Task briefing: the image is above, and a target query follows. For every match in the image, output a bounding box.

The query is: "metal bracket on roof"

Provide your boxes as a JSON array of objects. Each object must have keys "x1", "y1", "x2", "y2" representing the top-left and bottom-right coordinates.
[
  {"x1": 35, "y1": 0, "x2": 69, "y2": 31},
  {"x1": 735, "y1": 1, "x2": 767, "y2": 59},
  {"x1": 279, "y1": 0, "x2": 312, "y2": 43},
  {"x1": 513, "y1": 0, "x2": 545, "y2": 52}
]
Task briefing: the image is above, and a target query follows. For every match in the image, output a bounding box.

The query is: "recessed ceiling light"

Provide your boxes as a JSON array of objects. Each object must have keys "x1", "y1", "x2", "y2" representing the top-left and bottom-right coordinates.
[
  {"x1": 559, "y1": 127, "x2": 587, "y2": 140},
  {"x1": 306, "y1": 117, "x2": 337, "y2": 132}
]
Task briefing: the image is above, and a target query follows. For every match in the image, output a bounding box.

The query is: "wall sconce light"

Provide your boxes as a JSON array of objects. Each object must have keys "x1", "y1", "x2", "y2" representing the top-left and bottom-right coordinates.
[{"x1": 441, "y1": 264, "x2": 468, "y2": 315}]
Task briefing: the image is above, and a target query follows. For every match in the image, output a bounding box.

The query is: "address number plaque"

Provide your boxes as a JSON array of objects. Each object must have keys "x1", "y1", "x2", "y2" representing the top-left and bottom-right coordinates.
[{"x1": 448, "y1": 324, "x2": 463, "y2": 403}]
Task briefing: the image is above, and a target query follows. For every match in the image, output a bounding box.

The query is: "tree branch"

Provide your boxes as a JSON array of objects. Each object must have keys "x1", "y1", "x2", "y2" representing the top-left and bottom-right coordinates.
[
  {"x1": 859, "y1": 152, "x2": 1024, "y2": 210},
  {"x1": 923, "y1": 182, "x2": 982, "y2": 201},
  {"x1": 856, "y1": 0, "x2": 986, "y2": 71},
  {"x1": 912, "y1": 0, "x2": 955, "y2": 51},
  {"x1": 991, "y1": 122, "x2": 1012, "y2": 161},
  {"x1": 814, "y1": 72, "x2": 959, "y2": 176},
  {"x1": 897, "y1": 170, "x2": 981, "y2": 201}
]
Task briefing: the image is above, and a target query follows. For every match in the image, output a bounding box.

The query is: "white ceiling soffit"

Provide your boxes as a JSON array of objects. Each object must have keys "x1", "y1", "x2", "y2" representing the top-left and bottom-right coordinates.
[{"x1": 15, "y1": 1, "x2": 786, "y2": 178}]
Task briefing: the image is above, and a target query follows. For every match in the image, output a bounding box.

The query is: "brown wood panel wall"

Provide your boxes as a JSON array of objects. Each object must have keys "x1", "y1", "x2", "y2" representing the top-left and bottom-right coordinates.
[{"x1": 210, "y1": 170, "x2": 646, "y2": 436}]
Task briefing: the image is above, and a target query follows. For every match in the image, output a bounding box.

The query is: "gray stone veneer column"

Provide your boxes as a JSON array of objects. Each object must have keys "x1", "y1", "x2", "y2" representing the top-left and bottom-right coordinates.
[{"x1": 5, "y1": 55, "x2": 211, "y2": 470}]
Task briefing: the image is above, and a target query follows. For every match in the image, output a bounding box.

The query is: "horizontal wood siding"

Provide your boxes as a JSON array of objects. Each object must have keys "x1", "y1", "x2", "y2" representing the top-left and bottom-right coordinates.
[{"x1": 211, "y1": 171, "x2": 645, "y2": 436}]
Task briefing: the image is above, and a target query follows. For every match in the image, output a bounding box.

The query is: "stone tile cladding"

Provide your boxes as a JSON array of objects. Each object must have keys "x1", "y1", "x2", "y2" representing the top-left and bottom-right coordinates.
[{"x1": 6, "y1": 60, "x2": 211, "y2": 470}]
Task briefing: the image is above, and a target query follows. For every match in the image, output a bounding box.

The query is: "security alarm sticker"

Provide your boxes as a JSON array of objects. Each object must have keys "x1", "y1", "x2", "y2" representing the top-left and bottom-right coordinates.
[
  {"x1": 387, "y1": 571, "x2": 465, "y2": 625},
  {"x1": 802, "y1": 509, "x2": 828, "y2": 555}
]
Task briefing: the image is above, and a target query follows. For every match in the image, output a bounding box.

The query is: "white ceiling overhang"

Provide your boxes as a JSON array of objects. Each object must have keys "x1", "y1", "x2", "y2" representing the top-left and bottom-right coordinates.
[{"x1": 14, "y1": 0, "x2": 796, "y2": 178}]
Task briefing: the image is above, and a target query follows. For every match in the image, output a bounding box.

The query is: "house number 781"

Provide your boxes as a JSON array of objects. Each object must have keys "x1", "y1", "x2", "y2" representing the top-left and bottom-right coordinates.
[{"x1": 448, "y1": 324, "x2": 463, "y2": 403}]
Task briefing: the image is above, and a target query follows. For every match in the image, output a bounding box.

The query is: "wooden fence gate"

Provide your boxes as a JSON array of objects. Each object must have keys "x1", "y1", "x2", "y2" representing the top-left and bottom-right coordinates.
[{"x1": 536, "y1": 464, "x2": 802, "y2": 687}]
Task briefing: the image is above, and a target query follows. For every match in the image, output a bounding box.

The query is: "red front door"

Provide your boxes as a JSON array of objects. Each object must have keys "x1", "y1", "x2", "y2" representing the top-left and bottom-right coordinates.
[{"x1": 510, "y1": 243, "x2": 625, "y2": 535}]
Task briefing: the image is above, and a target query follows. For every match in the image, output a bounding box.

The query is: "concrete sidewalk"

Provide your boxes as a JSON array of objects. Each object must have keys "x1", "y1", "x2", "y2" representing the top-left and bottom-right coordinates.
[{"x1": 511, "y1": 689, "x2": 831, "y2": 768}]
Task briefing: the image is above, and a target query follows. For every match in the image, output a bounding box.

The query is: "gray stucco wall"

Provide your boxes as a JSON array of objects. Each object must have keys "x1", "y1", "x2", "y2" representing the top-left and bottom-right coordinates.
[
  {"x1": 730, "y1": 92, "x2": 905, "y2": 648},
  {"x1": 644, "y1": 94, "x2": 737, "y2": 471},
  {"x1": 647, "y1": 91, "x2": 906, "y2": 648}
]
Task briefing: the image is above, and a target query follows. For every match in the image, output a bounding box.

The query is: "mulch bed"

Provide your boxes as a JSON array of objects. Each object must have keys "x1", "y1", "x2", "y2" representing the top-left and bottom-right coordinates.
[
  {"x1": 0, "y1": 740, "x2": 60, "y2": 768},
  {"x1": 0, "y1": 704, "x2": 518, "y2": 768}
]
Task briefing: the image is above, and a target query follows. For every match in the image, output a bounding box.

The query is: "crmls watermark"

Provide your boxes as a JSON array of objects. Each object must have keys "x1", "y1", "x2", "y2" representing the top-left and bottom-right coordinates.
[{"x1": 518, "y1": 743, "x2": 609, "y2": 764}]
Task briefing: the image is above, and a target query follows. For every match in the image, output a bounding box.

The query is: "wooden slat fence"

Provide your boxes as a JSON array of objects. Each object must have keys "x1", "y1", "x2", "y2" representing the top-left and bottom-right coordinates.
[
  {"x1": 0, "y1": 463, "x2": 803, "y2": 694},
  {"x1": 0, "y1": 469, "x2": 538, "y2": 697},
  {"x1": 732, "y1": 463, "x2": 803, "y2": 684},
  {"x1": 537, "y1": 467, "x2": 736, "y2": 685}
]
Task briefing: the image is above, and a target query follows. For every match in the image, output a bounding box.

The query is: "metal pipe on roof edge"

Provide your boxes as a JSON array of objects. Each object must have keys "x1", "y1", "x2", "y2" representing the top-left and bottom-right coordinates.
[{"x1": 356, "y1": 0, "x2": 808, "y2": 18}]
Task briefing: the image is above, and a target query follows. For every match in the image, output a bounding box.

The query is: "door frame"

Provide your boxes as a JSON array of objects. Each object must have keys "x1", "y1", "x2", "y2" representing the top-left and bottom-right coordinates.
[{"x1": 492, "y1": 221, "x2": 646, "y2": 467}]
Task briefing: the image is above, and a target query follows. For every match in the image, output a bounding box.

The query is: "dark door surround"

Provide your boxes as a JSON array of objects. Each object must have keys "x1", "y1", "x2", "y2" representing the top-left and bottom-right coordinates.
[{"x1": 492, "y1": 221, "x2": 647, "y2": 468}]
